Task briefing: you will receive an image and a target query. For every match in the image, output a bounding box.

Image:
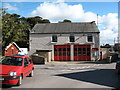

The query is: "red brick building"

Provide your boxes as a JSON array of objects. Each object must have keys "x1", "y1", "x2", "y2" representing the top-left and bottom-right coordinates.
[{"x1": 4, "y1": 42, "x2": 20, "y2": 56}]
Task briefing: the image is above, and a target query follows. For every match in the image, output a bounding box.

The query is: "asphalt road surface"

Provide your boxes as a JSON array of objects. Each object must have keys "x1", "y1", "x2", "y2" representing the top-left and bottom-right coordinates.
[{"x1": 1, "y1": 62, "x2": 120, "y2": 89}]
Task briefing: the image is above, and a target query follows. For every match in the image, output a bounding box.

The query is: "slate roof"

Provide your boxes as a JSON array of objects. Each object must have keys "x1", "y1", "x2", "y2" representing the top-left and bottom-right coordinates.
[{"x1": 31, "y1": 21, "x2": 99, "y2": 34}]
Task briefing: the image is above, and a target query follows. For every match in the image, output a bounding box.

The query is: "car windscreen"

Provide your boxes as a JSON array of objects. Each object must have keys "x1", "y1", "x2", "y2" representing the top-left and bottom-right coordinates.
[{"x1": 0, "y1": 56, "x2": 23, "y2": 66}]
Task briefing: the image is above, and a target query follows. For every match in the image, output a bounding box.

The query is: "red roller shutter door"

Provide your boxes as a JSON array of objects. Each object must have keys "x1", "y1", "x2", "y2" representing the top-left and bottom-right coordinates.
[
  {"x1": 74, "y1": 45, "x2": 91, "y2": 61},
  {"x1": 54, "y1": 45, "x2": 70, "y2": 61}
]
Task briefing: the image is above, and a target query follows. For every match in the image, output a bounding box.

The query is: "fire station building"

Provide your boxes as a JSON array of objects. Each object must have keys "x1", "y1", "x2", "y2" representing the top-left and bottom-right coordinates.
[{"x1": 29, "y1": 21, "x2": 100, "y2": 62}]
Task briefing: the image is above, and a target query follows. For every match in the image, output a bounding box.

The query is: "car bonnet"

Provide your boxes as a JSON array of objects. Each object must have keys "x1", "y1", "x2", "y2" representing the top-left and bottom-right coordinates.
[{"x1": 0, "y1": 65, "x2": 22, "y2": 75}]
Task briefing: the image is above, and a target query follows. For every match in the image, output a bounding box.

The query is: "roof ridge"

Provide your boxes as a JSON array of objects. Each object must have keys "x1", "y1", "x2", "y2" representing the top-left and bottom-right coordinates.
[
  {"x1": 35, "y1": 21, "x2": 95, "y2": 24},
  {"x1": 31, "y1": 21, "x2": 99, "y2": 34}
]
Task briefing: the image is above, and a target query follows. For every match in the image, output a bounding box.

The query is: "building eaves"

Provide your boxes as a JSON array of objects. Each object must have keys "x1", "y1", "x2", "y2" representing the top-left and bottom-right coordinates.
[{"x1": 31, "y1": 21, "x2": 100, "y2": 34}]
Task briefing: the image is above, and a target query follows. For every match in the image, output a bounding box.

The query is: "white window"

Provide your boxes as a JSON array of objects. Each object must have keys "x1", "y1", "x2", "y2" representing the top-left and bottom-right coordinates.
[
  {"x1": 52, "y1": 35, "x2": 57, "y2": 42},
  {"x1": 69, "y1": 34, "x2": 75, "y2": 42},
  {"x1": 87, "y1": 35, "x2": 93, "y2": 42}
]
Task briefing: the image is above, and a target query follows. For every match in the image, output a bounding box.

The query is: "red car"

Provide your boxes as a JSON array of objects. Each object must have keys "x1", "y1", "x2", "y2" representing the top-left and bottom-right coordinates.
[{"x1": 0, "y1": 55, "x2": 34, "y2": 86}]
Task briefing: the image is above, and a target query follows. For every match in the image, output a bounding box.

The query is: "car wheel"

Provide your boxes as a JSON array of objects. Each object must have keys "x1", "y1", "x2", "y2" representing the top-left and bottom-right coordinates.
[
  {"x1": 29, "y1": 70, "x2": 33, "y2": 77},
  {"x1": 17, "y1": 75, "x2": 22, "y2": 86}
]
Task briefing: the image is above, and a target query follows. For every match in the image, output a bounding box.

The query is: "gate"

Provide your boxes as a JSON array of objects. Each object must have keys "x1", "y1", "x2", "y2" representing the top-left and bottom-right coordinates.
[
  {"x1": 74, "y1": 45, "x2": 91, "y2": 61},
  {"x1": 54, "y1": 45, "x2": 70, "y2": 61}
]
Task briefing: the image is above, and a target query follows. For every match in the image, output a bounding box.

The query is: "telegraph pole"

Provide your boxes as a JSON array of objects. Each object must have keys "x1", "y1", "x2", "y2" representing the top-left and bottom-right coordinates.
[
  {"x1": 97, "y1": 14, "x2": 98, "y2": 26},
  {"x1": 114, "y1": 37, "x2": 116, "y2": 45},
  {"x1": 118, "y1": 1, "x2": 120, "y2": 43}
]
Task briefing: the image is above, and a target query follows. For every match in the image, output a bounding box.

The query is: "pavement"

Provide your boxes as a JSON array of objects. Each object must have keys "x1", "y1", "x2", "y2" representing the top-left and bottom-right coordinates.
[{"x1": 1, "y1": 61, "x2": 120, "y2": 89}]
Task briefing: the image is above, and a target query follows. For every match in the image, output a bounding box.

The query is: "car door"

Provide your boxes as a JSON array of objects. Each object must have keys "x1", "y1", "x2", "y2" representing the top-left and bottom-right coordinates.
[
  {"x1": 23, "y1": 58, "x2": 29, "y2": 78},
  {"x1": 26, "y1": 57, "x2": 33, "y2": 75}
]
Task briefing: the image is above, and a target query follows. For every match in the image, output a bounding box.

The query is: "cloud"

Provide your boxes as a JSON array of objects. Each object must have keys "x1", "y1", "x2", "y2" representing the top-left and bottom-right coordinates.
[
  {"x1": 3, "y1": 3, "x2": 18, "y2": 11},
  {"x1": 99, "y1": 13, "x2": 118, "y2": 45},
  {"x1": 99, "y1": 13, "x2": 118, "y2": 32},
  {"x1": 2, "y1": 0, "x2": 119, "y2": 2},
  {"x1": 56, "y1": 0, "x2": 65, "y2": 3},
  {"x1": 30, "y1": 2, "x2": 85, "y2": 22},
  {"x1": 100, "y1": 29, "x2": 118, "y2": 45},
  {"x1": 30, "y1": 1, "x2": 118, "y2": 45}
]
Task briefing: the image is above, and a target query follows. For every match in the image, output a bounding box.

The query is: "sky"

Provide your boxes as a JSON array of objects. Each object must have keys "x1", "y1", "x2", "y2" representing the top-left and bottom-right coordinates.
[{"x1": 2, "y1": 1, "x2": 119, "y2": 45}]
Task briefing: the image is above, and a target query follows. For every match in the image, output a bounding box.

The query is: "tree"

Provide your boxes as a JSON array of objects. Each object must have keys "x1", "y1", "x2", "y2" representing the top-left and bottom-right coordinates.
[
  {"x1": 26, "y1": 16, "x2": 43, "y2": 29},
  {"x1": 113, "y1": 43, "x2": 120, "y2": 52},
  {"x1": 2, "y1": 9, "x2": 30, "y2": 51},
  {"x1": 63, "y1": 19, "x2": 72, "y2": 23},
  {"x1": 0, "y1": 9, "x2": 3, "y2": 55},
  {"x1": 1, "y1": 8, "x2": 51, "y2": 54},
  {"x1": 26, "y1": 16, "x2": 50, "y2": 29},
  {"x1": 42, "y1": 19, "x2": 50, "y2": 23},
  {"x1": 59, "y1": 19, "x2": 72, "y2": 23}
]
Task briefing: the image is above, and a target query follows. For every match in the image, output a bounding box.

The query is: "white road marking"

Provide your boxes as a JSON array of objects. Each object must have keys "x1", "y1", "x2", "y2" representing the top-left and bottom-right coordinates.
[{"x1": 59, "y1": 64, "x2": 104, "y2": 71}]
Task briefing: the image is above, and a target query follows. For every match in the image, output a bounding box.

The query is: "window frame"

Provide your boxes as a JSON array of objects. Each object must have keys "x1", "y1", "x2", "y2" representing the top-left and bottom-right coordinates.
[
  {"x1": 87, "y1": 35, "x2": 93, "y2": 42},
  {"x1": 24, "y1": 58, "x2": 29, "y2": 67},
  {"x1": 27, "y1": 58, "x2": 33, "y2": 64},
  {"x1": 69, "y1": 34, "x2": 75, "y2": 42},
  {"x1": 52, "y1": 35, "x2": 57, "y2": 42}
]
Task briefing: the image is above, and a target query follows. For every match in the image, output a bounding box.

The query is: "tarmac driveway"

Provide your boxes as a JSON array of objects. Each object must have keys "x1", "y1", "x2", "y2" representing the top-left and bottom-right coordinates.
[{"x1": 1, "y1": 62, "x2": 120, "y2": 89}]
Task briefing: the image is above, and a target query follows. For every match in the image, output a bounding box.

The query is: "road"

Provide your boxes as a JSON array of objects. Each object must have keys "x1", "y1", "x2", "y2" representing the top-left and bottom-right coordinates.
[{"x1": 1, "y1": 62, "x2": 120, "y2": 89}]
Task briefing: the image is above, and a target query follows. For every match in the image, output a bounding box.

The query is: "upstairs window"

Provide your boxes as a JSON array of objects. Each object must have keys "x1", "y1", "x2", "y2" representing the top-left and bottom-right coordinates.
[
  {"x1": 52, "y1": 35, "x2": 57, "y2": 42},
  {"x1": 70, "y1": 35, "x2": 75, "y2": 42},
  {"x1": 87, "y1": 35, "x2": 93, "y2": 42}
]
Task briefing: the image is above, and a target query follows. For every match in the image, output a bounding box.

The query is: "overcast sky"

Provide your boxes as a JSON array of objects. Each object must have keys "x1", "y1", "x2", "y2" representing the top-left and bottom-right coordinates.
[{"x1": 2, "y1": 0, "x2": 119, "y2": 45}]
